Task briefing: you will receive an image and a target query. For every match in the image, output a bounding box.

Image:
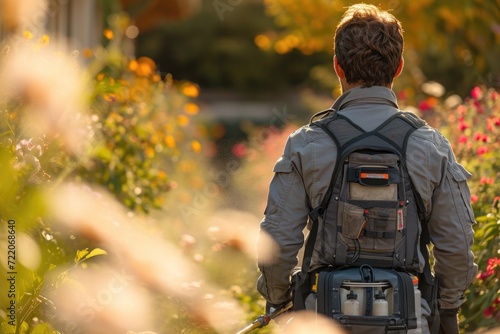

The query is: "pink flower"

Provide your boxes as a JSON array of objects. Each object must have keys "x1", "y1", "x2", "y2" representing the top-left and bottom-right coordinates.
[
  {"x1": 471, "y1": 86, "x2": 483, "y2": 100},
  {"x1": 484, "y1": 305, "x2": 495, "y2": 317},
  {"x1": 473, "y1": 100, "x2": 484, "y2": 114},
  {"x1": 458, "y1": 121, "x2": 469, "y2": 131},
  {"x1": 477, "y1": 146, "x2": 489, "y2": 155},
  {"x1": 486, "y1": 257, "x2": 500, "y2": 274},
  {"x1": 477, "y1": 271, "x2": 491, "y2": 281},
  {"x1": 480, "y1": 177, "x2": 494, "y2": 185},
  {"x1": 490, "y1": 90, "x2": 499, "y2": 101},
  {"x1": 397, "y1": 90, "x2": 408, "y2": 100},
  {"x1": 471, "y1": 194, "x2": 479, "y2": 203},
  {"x1": 232, "y1": 142, "x2": 247, "y2": 158},
  {"x1": 458, "y1": 135, "x2": 468, "y2": 144},
  {"x1": 418, "y1": 100, "x2": 431, "y2": 111},
  {"x1": 474, "y1": 133, "x2": 489, "y2": 142},
  {"x1": 456, "y1": 105, "x2": 467, "y2": 115}
]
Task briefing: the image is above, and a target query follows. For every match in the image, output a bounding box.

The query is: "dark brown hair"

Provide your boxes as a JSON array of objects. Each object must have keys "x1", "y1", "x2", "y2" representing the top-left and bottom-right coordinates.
[{"x1": 334, "y1": 4, "x2": 404, "y2": 87}]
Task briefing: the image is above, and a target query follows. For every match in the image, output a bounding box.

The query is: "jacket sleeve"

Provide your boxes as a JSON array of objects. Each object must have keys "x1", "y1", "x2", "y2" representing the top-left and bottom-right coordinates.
[
  {"x1": 256, "y1": 137, "x2": 310, "y2": 305},
  {"x1": 407, "y1": 130, "x2": 478, "y2": 309}
]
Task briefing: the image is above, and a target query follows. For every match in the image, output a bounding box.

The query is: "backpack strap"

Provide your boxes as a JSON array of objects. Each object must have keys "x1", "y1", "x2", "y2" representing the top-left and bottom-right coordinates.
[{"x1": 301, "y1": 111, "x2": 427, "y2": 275}]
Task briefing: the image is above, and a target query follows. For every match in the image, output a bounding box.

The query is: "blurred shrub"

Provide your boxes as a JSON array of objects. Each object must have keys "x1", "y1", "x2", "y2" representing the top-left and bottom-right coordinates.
[
  {"x1": 421, "y1": 86, "x2": 500, "y2": 331},
  {"x1": 0, "y1": 13, "x2": 211, "y2": 333}
]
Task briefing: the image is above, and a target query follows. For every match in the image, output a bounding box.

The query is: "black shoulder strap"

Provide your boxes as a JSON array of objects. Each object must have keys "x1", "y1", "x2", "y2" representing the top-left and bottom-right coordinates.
[{"x1": 301, "y1": 111, "x2": 427, "y2": 275}]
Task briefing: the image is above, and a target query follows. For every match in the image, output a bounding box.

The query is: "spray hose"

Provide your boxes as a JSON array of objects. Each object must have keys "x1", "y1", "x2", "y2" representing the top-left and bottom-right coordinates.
[{"x1": 236, "y1": 301, "x2": 293, "y2": 334}]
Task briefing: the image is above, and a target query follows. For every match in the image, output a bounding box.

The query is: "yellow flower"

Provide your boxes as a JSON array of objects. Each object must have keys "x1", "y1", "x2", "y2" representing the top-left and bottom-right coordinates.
[
  {"x1": 177, "y1": 115, "x2": 189, "y2": 127},
  {"x1": 184, "y1": 102, "x2": 199, "y2": 115},
  {"x1": 182, "y1": 83, "x2": 199, "y2": 98},
  {"x1": 165, "y1": 135, "x2": 176, "y2": 148},
  {"x1": 39, "y1": 34, "x2": 50, "y2": 45},
  {"x1": 136, "y1": 57, "x2": 156, "y2": 77},
  {"x1": 103, "y1": 29, "x2": 114, "y2": 40},
  {"x1": 145, "y1": 147, "x2": 155, "y2": 158},
  {"x1": 23, "y1": 31, "x2": 33, "y2": 40},
  {"x1": 83, "y1": 48, "x2": 93, "y2": 58},
  {"x1": 254, "y1": 34, "x2": 272, "y2": 50},
  {"x1": 191, "y1": 140, "x2": 202, "y2": 153}
]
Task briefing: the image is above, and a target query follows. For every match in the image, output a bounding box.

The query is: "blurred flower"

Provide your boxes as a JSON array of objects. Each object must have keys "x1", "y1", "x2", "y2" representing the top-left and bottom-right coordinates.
[
  {"x1": 177, "y1": 115, "x2": 189, "y2": 127},
  {"x1": 164, "y1": 135, "x2": 176, "y2": 148},
  {"x1": 458, "y1": 135, "x2": 468, "y2": 144},
  {"x1": 232, "y1": 142, "x2": 247, "y2": 158},
  {"x1": 486, "y1": 257, "x2": 500, "y2": 274},
  {"x1": 184, "y1": 102, "x2": 199, "y2": 115},
  {"x1": 444, "y1": 94, "x2": 462, "y2": 109},
  {"x1": 180, "y1": 234, "x2": 196, "y2": 250},
  {"x1": 456, "y1": 104, "x2": 467, "y2": 115},
  {"x1": 182, "y1": 83, "x2": 199, "y2": 98},
  {"x1": 484, "y1": 305, "x2": 496, "y2": 317},
  {"x1": 473, "y1": 100, "x2": 484, "y2": 114},
  {"x1": 490, "y1": 90, "x2": 499, "y2": 101},
  {"x1": 191, "y1": 140, "x2": 202, "y2": 153},
  {"x1": 103, "y1": 28, "x2": 114, "y2": 40},
  {"x1": 480, "y1": 177, "x2": 494, "y2": 185},
  {"x1": 474, "y1": 132, "x2": 489, "y2": 142},
  {"x1": 135, "y1": 57, "x2": 156, "y2": 77},
  {"x1": 418, "y1": 97, "x2": 438, "y2": 111},
  {"x1": 254, "y1": 34, "x2": 272, "y2": 50},
  {"x1": 471, "y1": 86, "x2": 483, "y2": 100},
  {"x1": 0, "y1": 37, "x2": 88, "y2": 155},
  {"x1": 471, "y1": 194, "x2": 479, "y2": 203},
  {"x1": 477, "y1": 146, "x2": 489, "y2": 155},
  {"x1": 422, "y1": 81, "x2": 445, "y2": 97},
  {"x1": 458, "y1": 121, "x2": 469, "y2": 131}
]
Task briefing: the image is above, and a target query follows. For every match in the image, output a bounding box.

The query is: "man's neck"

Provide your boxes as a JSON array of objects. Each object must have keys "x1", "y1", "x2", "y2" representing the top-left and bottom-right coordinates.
[{"x1": 340, "y1": 80, "x2": 393, "y2": 94}]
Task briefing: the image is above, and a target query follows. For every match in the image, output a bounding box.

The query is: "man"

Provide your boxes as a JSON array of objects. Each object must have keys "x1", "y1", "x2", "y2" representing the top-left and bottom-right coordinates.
[{"x1": 256, "y1": 3, "x2": 477, "y2": 333}]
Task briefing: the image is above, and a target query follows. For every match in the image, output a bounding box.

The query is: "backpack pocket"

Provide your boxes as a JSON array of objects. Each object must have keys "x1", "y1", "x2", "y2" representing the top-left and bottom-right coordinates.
[{"x1": 340, "y1": 202, "x2": 404, "y2": 253}]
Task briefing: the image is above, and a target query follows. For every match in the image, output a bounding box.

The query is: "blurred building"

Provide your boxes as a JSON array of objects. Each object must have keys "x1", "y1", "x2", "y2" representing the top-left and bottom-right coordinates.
[{"x1": 0, "y1": 0, "x2": 200, "y2": 50}]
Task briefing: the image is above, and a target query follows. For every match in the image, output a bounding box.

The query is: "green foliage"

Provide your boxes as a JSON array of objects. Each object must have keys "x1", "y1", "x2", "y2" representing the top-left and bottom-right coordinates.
[
  {"x1": 416, "y1": 85, "x2": 500, "y2": 331},
  {"x1": 135, "y1": 0, "x2": 331, "y2": 94},
  {"x1": 0, "y1": 13, "x2": 209, "y2": 334},
  {"x1": 260, "y1": 0, "x2": 500, "y2": 97},
  {"x1": 76, "y1": 14, "x2": 206, "y2": 213}
]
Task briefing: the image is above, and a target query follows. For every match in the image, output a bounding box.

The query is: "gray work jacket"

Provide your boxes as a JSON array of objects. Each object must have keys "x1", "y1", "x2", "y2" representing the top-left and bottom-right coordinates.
[{"x1": 257, "y1": 86, "x2": 478, "y2": 309}]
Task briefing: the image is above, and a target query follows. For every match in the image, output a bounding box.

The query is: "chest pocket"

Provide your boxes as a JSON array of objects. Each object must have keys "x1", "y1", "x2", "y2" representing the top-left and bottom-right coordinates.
[{"x1": 447, "y1": 162, "x2": 475, "y2": 223}]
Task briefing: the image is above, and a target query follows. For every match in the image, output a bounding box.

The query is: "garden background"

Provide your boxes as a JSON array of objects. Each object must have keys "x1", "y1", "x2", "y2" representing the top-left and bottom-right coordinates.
[{"x1": 0, "y1": 0, "x2": 498, "y2": 333}]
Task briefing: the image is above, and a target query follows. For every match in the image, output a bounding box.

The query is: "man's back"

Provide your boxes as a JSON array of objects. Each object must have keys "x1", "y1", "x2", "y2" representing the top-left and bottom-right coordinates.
[{"x1": 256, "y1": 4, "x2": 477, "y2": 333}]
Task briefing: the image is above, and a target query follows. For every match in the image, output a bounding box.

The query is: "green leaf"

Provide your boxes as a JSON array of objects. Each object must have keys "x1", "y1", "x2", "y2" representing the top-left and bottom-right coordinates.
[
  {"x1": 86, "y1": 248, "x2": 108, "y2": 260},
  {"x1": 30, "y1": 323, "x2": 55, "y2": 334},
  {"x1": 74, "y1": 248, "x2": 89, "y2": 264},
  {"x1": 18, "y1": 321, "x2": 29, "y2": 334},
  {"x1": 0, "y1": 321, "x2": 15, "y2": 334}
]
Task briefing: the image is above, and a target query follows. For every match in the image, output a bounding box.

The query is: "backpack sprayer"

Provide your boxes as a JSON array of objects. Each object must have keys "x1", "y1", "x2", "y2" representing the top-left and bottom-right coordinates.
[{"x1": 236, "y1": 301, "x2": 293, "y2": 334}]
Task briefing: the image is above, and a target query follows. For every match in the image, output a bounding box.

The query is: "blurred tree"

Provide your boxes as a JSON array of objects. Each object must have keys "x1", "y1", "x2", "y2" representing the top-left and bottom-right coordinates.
[
  {"x1": 133, "y1": 0, "x2": 331, "y2": 94},
  {"x1": 260, "y1": 0, "x2": 500, "y2": 97},
  {"x1": 118, "y1": 0, "x2": 201, "y2": 31}
]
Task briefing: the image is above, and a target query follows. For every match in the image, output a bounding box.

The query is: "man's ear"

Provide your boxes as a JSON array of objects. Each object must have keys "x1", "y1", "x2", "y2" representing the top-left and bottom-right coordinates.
[
  {"x1": 334, "y1": 55, "x2": 346, "y2": 79},
  {"x1": 394, "y1": 57, "x2": 404, "y2": 78}
]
